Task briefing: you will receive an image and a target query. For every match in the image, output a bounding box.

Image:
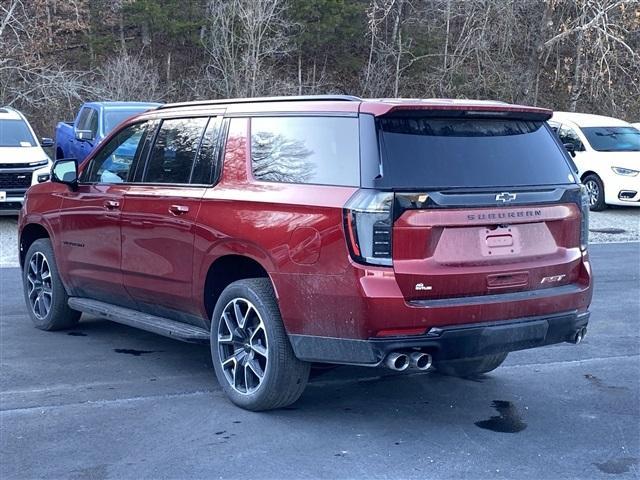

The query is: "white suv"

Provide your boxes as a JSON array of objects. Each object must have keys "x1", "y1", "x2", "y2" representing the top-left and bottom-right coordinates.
[
  {"x1": 0, "y1": 107, "x2": 53, "y2": 215},
  {"x1": 550, "y1": 112, "x2": 640, "y2": 211}
]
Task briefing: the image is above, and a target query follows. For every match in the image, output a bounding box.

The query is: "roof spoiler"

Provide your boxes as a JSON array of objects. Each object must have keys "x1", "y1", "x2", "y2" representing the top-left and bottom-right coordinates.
[{"x1": 368, "y1": 104, "x2": 553, "y2": 121}]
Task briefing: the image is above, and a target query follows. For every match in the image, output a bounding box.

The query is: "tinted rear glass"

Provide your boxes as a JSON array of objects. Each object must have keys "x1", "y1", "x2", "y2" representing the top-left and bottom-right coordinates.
[
  {"x1": 376, "y1": 117, "x2": 573, "y2": 189},
  {"x1": 251, "y1": 116, "x2": 359, "y2": 186}
]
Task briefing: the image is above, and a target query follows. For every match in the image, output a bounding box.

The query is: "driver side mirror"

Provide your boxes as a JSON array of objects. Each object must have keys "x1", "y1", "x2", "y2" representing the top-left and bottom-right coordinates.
[
  {"x1": 51, "y1": 159, "x2": 78, "y2": 189},
  {"x1": 75, "y1": 129, "x2": 94, "y2": 142},
  {"x1": 563, "y1": 143, "x2": 576, "y2": 157}
]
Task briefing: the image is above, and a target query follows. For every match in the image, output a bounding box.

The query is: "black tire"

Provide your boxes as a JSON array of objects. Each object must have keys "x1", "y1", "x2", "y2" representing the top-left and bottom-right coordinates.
[
  {"x1": 583, "y1": 174, "x2": 606, "y2": 211},
  {"x1": 22, "y1": 238, "x2": 81, "y2": 331},
  {"x1": 210, "y1": 278, "x2": 310, "y2": 411},
  {"x1": 435, "y1": 352, "x2": 508, "y2": 378}
]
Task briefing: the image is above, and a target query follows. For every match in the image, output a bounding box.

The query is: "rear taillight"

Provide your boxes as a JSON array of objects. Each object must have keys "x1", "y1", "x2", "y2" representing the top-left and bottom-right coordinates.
[
  {"x1": 580, "y1": 185, "x2": 589, "y2": 251},
  {"x1": 344, "y1": 189, "x2": 394, "y2": 266}
]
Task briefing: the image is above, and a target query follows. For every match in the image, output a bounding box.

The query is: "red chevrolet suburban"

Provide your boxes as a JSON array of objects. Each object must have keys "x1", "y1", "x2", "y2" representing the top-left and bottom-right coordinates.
[{"x1": 19, "y1": 96, "x2": 592, "y2": 410}]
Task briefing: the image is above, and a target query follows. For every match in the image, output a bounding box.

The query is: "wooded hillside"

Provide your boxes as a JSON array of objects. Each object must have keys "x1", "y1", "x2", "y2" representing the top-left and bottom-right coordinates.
[{"x1": 1, "y1": 0, "x2": 639, "y2": 135}]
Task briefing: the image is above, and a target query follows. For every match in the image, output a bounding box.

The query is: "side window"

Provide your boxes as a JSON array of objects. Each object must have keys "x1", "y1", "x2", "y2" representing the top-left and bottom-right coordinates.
[
  {"x1": 82, "y1": 122, "x2": 147, "y2": 183},
  {"x1": 190, "y1": 117, "x2": 222, "y2": 185},
  {"x1": 250, "y1": 116, "x2": 360, "y2": 186},
  {"x1": 76, "y1": 108, "x2": 90, "y2": 131},
  {"x1": 86, "y1": 109, "x2": 98, "y2": 137},
  {"x1": 558, "y1": 126, "x2": 584, "y2": 151},
  {"x1": 143, "y1": 117, "x2": 208, "y2": 184}
]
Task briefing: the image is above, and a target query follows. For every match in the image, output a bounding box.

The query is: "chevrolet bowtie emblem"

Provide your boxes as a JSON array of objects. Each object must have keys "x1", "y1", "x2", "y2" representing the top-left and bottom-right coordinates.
[{"x1": 495, "y1": 192, "x2": 517, "y2": 203}]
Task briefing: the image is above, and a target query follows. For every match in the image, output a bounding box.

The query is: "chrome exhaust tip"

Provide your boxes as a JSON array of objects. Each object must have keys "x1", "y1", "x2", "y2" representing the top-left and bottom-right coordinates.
[
  {"x1": 573, "y1": 328, "x2": 585, "y2": 344},
  {"x1": 385, "y1": 352, "x2": 410, "y2": 371},
  {"x1": 409, "y1": 352, "x2": 432, "y2": 371}
]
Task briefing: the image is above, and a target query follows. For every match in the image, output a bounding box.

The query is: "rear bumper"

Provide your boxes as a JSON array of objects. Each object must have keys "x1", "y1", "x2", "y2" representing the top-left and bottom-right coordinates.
[{"x1": 290, "y1": 310, "x2": 590, "y2": 365}]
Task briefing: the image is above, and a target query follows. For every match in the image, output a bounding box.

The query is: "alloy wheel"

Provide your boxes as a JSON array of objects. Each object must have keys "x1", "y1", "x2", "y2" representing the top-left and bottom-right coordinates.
[
  {"x1": 26, "y1": 252, "x2": 53, "y2": 320},
  {"x1": 217, "y1": 298, "x2": 268, "y2": 395},
  {"x1": 585, "y1": 180, "x2": 599, "y2": 207}
]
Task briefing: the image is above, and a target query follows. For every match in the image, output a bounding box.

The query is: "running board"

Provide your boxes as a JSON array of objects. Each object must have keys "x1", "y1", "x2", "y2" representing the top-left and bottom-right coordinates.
[{"x1": 68, "y1": 297, "x2": 210, "y2": 344}]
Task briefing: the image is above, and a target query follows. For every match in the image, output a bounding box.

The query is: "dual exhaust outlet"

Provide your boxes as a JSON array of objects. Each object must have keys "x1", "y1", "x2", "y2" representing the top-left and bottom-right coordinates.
[
  {"x1": 571, "y1": 327, "x2": 588, "y2": 345},
  {"x1": 385, "y1": 352, "x2": 432, "y2": 371}
]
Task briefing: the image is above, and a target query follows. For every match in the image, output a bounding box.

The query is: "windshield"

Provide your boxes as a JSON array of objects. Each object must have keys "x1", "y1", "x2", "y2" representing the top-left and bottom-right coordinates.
[
  {"x1": 0, "y1": 119, "x2": 36, "y2": 147},
  {"x1": 376, "y1": 117, "x2": 573, "y2": 189},
  {"x1": 581, "y1": 126, "x2": 640, "y2": 152},
  {"x1": 103, "y1": 109, "x2": 149, "y2": 133}
]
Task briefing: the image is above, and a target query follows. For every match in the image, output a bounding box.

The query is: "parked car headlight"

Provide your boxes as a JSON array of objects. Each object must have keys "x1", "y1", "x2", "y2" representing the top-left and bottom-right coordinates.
[
  {"x1": 611, "y1": 166, "x2": 639, "y2": 177},
  {"x1": 28, "y1": 159, "x2": 49, "y2": 168}
]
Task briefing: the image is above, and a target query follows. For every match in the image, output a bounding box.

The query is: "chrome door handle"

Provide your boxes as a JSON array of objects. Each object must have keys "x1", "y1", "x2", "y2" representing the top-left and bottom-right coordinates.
[
  {"x1": 104, "y1": 200, "x2": 120, "y2": 209},
  {"x1": 169, "y1": 204, "x2": 189, "y2": 215}
]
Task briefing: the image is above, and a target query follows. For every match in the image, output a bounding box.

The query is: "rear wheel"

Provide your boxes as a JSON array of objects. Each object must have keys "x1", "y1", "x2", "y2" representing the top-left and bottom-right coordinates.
[
  {"x1": 583, "y1": 174, "x2": 606, "y2": 211},
  {"x1": 23, "y1": 238, "x2": 81, "y2": 330},
  {"x1": 436, "y1": 352, "x2": 508, "y2": 378},
  {"x1": 210, "y1": 278, "x2": 310, "y2": 411}
]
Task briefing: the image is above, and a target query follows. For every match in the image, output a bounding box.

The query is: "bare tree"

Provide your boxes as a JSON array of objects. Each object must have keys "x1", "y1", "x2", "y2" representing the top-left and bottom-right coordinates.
[
  {"x1": 200, "y1": 0, "x2": 294, "y2": 98},
  {"x1": 94, "y1": 54, "x2": 163, "y2": 101}
]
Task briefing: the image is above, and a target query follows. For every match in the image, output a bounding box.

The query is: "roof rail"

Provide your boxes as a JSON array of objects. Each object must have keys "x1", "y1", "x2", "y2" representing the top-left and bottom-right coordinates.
[{"x1": 157, "y1": 95, "x2": 362, "y2": 110}]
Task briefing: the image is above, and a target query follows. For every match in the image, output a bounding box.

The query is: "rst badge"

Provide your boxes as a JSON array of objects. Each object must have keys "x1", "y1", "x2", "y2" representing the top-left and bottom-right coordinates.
[{"x1": 541, "y1": 274, "x2": 566, "y2": 284}]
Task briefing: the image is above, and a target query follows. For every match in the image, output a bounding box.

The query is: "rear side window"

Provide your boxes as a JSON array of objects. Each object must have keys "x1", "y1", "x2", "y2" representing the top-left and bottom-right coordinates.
[
  {"x1": 143, "y1": 117, "x2": 208, "y2": 184},
  {"x1": 250, "y1": 116, "x2": 359, "y2": 186},
  {"x1": 376, "y1": 117, "x2": 574, "y2": 189}
]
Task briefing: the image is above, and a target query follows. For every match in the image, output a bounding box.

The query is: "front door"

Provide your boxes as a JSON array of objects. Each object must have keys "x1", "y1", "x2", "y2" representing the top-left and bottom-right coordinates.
[
  {"x1": 121, "y1": 116, "x2": 217, "y2": 321},
  {"x1": 58, "y1": 121, "x2": 149, "y2": 306}
]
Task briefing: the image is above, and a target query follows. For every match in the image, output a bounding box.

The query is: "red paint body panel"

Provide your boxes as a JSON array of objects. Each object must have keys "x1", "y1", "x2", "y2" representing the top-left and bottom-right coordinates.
[{"x1": 18, "y1": 96, "x2": 593, "y2": 356}]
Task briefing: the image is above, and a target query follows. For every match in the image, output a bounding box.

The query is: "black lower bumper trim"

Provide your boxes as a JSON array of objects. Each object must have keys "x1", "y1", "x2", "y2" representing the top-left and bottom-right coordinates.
[{"x1": 289, "y1": 311, "x2": 590, "y2": 365}]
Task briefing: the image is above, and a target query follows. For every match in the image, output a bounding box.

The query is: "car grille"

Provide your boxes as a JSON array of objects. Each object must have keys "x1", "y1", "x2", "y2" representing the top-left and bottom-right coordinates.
[{"x1": 0, "y1": 171, "x2": 31, "y2": 191}]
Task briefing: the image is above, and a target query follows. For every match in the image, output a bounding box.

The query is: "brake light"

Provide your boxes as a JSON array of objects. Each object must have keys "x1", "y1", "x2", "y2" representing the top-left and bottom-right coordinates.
[
  {"x1": 580, "y1": 185, "x2": 589, "y2": 251},
  {"x1": 344, "y1": 189, "x2": 394, "y2": 266}
]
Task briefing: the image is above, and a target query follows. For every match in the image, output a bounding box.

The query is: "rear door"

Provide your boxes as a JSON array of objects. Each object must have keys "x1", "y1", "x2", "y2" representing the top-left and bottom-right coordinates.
[
  {"x1": 372, "y1": 114, "x2": 585, "y2": 302},
  {"x1": 58, "y1": 121, "x2": 149, "y2": 306},
  {"x1": 120, "y1": 116, "x2": 221, "y2": 322}
]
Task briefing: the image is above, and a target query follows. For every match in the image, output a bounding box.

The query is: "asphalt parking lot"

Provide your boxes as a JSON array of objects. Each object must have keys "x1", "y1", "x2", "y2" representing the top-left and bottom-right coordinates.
[{"x1": 1, "y1": 241, "x2": 638, "y2": 479}]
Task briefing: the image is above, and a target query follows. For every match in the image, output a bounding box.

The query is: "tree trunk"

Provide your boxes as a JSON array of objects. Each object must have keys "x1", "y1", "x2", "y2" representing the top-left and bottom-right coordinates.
[
  {"x1": 119, "y1": 8, "x2": 126, "y2": 54},
  {"x1": 298, "y1": 52, "x2": 302, "y2": 95},
  {"x1": 569, "y1": 28, "x2": 585, "y2": 112}
]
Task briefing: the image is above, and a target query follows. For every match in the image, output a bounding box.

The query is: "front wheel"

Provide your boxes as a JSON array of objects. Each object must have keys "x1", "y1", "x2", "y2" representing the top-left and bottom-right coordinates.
[
  {"x1": 210, "y1": 278, "x2": 310, "y2": 411},
  {"x1": 583, "y1": 174, "x2": 606, "y2": 211},
  {"x1": 23, "y1": 238, "x2": 81, "y2": 330},
  {"x1": 435, "y1": 352, "x2": 508, "y2": 378}
]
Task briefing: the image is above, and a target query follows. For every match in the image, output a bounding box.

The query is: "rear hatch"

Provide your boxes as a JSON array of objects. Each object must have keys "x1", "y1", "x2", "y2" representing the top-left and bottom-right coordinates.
[{"x1": 359, "y1": 109, "x2": 588, "y2": 302}]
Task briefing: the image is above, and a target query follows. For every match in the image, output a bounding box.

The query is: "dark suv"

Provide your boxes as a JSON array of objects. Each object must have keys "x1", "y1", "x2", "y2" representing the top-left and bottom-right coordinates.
[{"x1": 19, "y1": 96, "x2": 592, "y2": 411}]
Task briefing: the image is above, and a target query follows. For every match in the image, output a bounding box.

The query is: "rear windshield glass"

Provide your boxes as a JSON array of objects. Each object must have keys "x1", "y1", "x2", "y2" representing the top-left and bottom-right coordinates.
[
  {"x1": 0, "y1": 119, "x2": 36, "y2": 147},
  {"x1": 376, "y1": 117, "x2": 573, "y2": 189},
  {"x1": 581, "y1": 126, "x2": 640, "y2": 152}
]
